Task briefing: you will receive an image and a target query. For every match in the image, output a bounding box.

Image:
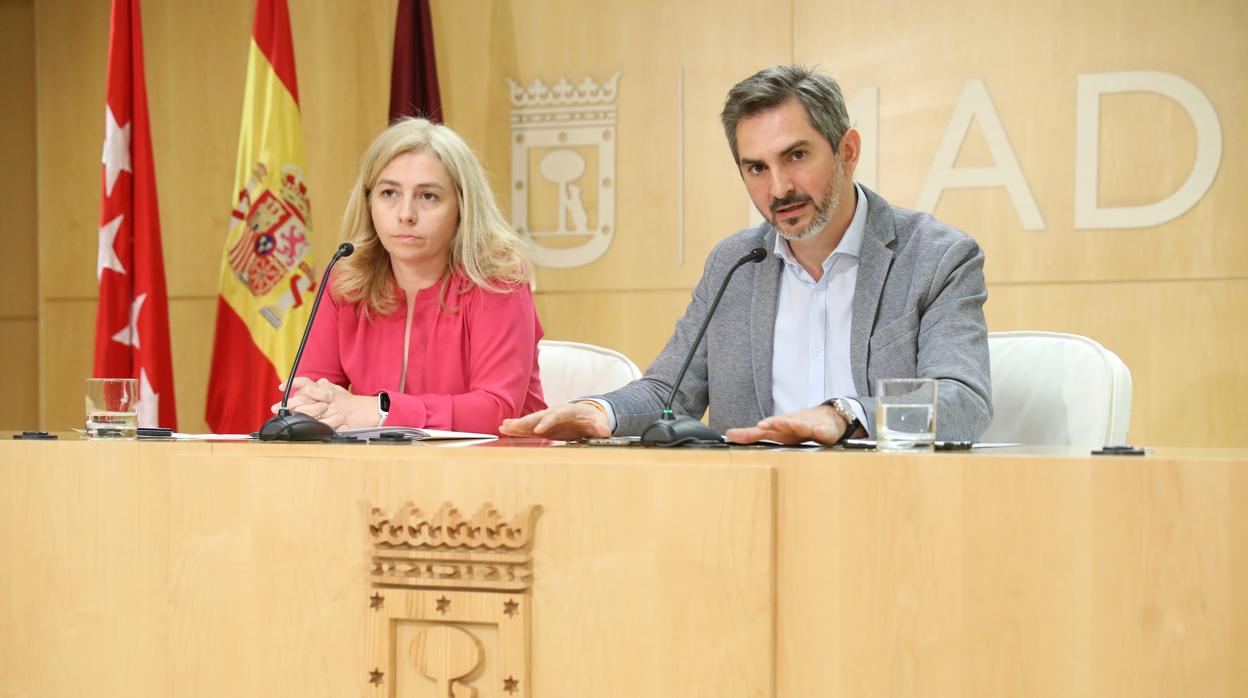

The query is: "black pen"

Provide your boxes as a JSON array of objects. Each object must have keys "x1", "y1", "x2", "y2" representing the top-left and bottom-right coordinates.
[{"x1": 137, "y1": 427, "x2": 173, "y2": 438}]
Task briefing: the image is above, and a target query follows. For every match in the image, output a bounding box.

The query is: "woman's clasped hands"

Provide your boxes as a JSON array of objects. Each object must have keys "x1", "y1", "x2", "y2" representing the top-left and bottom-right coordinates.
[{"x1": 271, "y1": 377, "x2": 379, "y2": 431}]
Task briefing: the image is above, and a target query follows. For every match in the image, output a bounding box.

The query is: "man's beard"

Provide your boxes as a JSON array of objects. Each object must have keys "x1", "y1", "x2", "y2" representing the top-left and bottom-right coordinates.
[{"x1": 770, "y1": 163, "x2": 845, "y2": 242}]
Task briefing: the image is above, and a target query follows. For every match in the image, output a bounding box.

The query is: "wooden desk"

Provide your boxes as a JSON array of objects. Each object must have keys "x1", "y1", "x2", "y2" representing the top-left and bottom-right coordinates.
[{"x1": 1, "y1": 437, "x2": 1244, "y2": 697}]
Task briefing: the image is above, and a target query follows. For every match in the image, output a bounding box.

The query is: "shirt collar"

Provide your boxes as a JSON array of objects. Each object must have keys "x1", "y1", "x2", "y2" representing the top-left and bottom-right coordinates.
[{"x1": 773, "y1": 182, "x2": 868, "y2": 271}]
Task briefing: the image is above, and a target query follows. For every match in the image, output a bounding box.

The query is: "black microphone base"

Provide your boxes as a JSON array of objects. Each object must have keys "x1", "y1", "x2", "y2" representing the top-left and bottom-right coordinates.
[
  {"x1": 640, "y1": 415, "x2": 725, "y2": 447},
  {"x1": 258, "y1": 412, "x2": 335, "y2": 441}
]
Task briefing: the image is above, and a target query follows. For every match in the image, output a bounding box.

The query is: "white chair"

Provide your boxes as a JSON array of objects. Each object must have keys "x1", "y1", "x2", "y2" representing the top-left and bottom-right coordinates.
[
  {"x1": 537, "y1": 340, "x2": 643, "y2": 407},
  {"x1": 980, "y1": 331, "x2": 1133, "y2": 448}
]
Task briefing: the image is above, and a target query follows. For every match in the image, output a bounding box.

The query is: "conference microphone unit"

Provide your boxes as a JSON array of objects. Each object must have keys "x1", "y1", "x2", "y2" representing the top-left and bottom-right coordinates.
[
  {"x1": 258, "y1": 242, "x2": 355, "y2": 441},
  {"x1": 640, "y1": 246, "x2": 767, "y2": 447}
]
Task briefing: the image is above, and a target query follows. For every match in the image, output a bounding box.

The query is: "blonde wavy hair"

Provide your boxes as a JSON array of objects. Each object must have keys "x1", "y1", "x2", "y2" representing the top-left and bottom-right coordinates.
[{"x1": 332, "y1": 117, "x2": 531, "y2": 318}]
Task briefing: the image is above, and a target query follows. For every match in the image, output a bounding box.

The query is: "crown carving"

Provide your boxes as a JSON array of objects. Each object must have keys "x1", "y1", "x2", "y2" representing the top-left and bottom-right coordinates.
[
  {"x1": 506, "y1": 72, "x2": 621, "y2": 108},
  {"x1": 370, "y1": 502, "x2": 540, "y2": 549},
  {"x1": 369, "y1": 502, "x2": 542, "y2": 591}
]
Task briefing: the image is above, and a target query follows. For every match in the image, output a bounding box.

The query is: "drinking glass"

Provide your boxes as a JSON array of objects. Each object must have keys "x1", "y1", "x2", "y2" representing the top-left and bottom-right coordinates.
[
  {"x1": 876, "y1": 378, "x2": 936, "y2": 451},
  {"x1": 85, "y1": 378, "x2": 139, "y2": 439}
]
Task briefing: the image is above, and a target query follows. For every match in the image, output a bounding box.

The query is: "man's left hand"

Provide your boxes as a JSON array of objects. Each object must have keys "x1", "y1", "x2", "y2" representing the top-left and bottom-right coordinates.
[{"x1": 725, "y1": 403, "x2": 848, "y2": 445}]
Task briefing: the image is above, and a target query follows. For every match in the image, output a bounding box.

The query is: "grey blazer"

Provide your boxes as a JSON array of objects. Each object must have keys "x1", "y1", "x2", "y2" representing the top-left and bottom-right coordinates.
[{"x1": 596, "y1": 186, "x2": 992, "y2": 441}]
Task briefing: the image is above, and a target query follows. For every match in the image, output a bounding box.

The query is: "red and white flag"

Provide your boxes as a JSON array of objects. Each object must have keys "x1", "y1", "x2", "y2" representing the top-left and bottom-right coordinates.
[{"x1": 94, "y1": 0, "x2": 177, "y2": 430}]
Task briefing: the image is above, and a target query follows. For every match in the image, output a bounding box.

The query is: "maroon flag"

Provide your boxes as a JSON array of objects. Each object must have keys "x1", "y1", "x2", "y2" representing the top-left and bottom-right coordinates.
[
  {"x1": 95, "y1": 0, "x2": 178, "y2": 430},
  {"x1": 389, "y1": 0, "x2": 442, "y2": 123}
]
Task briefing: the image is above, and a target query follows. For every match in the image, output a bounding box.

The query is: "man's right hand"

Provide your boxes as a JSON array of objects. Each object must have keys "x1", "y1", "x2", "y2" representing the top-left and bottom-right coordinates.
[{"x1": 499, "y1": 402, "x2": 611, "y2": 440}]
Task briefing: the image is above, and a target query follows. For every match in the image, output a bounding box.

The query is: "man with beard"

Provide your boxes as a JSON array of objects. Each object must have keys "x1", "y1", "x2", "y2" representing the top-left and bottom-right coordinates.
[{"x1": 502, "y1": 65, "x2": 991, "y2": 445}]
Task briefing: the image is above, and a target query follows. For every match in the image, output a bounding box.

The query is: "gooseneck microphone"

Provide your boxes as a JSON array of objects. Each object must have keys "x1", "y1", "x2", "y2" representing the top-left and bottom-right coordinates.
[
  {"x1": 258, "y1": 242, "x2": 355, "y2": 441},
  {"x1": 640, "y1": 247, "x2": 768, "y2": 447}
]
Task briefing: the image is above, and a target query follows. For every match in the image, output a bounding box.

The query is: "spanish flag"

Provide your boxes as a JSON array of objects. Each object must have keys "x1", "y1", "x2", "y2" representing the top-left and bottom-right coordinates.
[{"x1": 206, "y1": 0, "x2": 315, "y2": 433}]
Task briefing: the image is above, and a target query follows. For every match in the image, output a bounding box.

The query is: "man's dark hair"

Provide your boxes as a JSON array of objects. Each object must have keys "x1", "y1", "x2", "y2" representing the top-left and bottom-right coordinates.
[{"x1": 720, "y1": 65, "x2": 851, "y2": 164}]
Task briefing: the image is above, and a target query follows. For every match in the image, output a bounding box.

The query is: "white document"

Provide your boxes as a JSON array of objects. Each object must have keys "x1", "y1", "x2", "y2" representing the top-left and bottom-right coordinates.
[
  {"x1": 336, "y1": 426, "x2": 498, "y2": 442},
  {"x1": 840, "y1": 439, "x2": 1023, "y2": 449},
  {"x1": 161, "y1": 428, "x2": 496, "y2": 442}
]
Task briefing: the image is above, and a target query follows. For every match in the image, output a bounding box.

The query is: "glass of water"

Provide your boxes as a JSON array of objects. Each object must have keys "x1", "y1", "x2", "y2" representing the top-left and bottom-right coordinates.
[
  {"x1": 85, "y1": 378, "x2": 139, "y2": 439},
  {"x1": 876, "y1": 378, "x2": 937, "y2": 451}
]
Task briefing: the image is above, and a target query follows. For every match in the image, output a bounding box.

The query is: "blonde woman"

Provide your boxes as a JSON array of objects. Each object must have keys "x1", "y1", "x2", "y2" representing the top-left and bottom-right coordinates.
[{"x1": 278, "y1": 117, "x2": 546, "y2": 434}]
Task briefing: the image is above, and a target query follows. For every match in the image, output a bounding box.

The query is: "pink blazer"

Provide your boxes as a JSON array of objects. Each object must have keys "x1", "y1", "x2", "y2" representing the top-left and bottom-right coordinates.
[{"x1": 298, "y1": 274, "x2": 546, "y2": 434}]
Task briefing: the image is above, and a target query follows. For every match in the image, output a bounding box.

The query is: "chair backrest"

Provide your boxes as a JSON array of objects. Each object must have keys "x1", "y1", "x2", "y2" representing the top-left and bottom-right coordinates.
[
  {"x1": 537, "y1": 340, "x2": 643, "y2": 407},
  {"x1": 980, "y1": 331, "x2": 1133, "y2": 448}
]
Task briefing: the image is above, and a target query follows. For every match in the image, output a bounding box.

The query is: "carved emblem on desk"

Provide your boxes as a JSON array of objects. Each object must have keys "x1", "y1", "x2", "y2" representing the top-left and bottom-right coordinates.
[{"x1": 367, "y1": 502, "x2": 540, "y2": 698}]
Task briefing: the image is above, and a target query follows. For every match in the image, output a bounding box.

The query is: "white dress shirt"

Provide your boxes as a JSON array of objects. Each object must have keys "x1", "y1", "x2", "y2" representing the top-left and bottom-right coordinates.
[{"x1": 770, "y1": 183, "x2": 869, "y2": 425}]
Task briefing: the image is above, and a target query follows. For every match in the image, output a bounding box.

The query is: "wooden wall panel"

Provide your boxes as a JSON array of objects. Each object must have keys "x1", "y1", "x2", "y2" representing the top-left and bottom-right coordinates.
[
  {"x1": 0, "y1": 442, "x2": 775, "y2": 696},
  {"x1": 0, "y1": 1, "x2": 37, "y2": 315},
  {"x1": 433, "y1": 0, "x2": 793, "y2": 294},
  {"x1": 5, "y1": 443, "x2": 1239, "y2": 696},
  {"x1": 787, "y1": 0, "x2": 1246, "y2": 446},
  {"x1": 278, "y1": 1, "x2": 396, "y2": 277},
  {"x1": 794, "y1": 0, "x2": 1247, "y2": 284},
  {"x1": 775, "y1": 455, "x2": 1092, "y2": 696},
  {"x1": 33, "y1": 0, "x2": 109, "y2": 303},
  {"x1": 534, "y1": 288, "x2": 694, "y2": 373},
  {"x1": 0, "y1": 319, "x2": 38, "y2": 431},
  {"x1": 141, "y1": 1, "x2": 250, "y2": 299},
  {"x1": 38, "y1": 299, "x2": 93, "y2": 431},
  {"x1": 1090, "y1": 457, "x2": 1239, "y2": 697},
  {"x1": 773, "y1": 450, "x2": 1248, "y2": 697},
  {"x1": 986, "y1": 279, "x2": 1248, "y2": 447},
  {"x1": 0, "y1": 0, "x2": 38, "y2": 430},
  {"x1": 791, "y1": 0, "x2": 1245, "y2": 443},
  {"x1": 167, "y1": 298, "x2": 220, "y2": 435},
  {"x1": 0, "y1": 445, "x2": 174, "y2": 696}
]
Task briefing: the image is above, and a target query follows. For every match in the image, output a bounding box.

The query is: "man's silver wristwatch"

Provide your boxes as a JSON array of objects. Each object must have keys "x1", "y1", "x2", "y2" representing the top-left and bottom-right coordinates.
[{"x1": 822, "y1": 397, "x2": 863, "y2": 445}]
